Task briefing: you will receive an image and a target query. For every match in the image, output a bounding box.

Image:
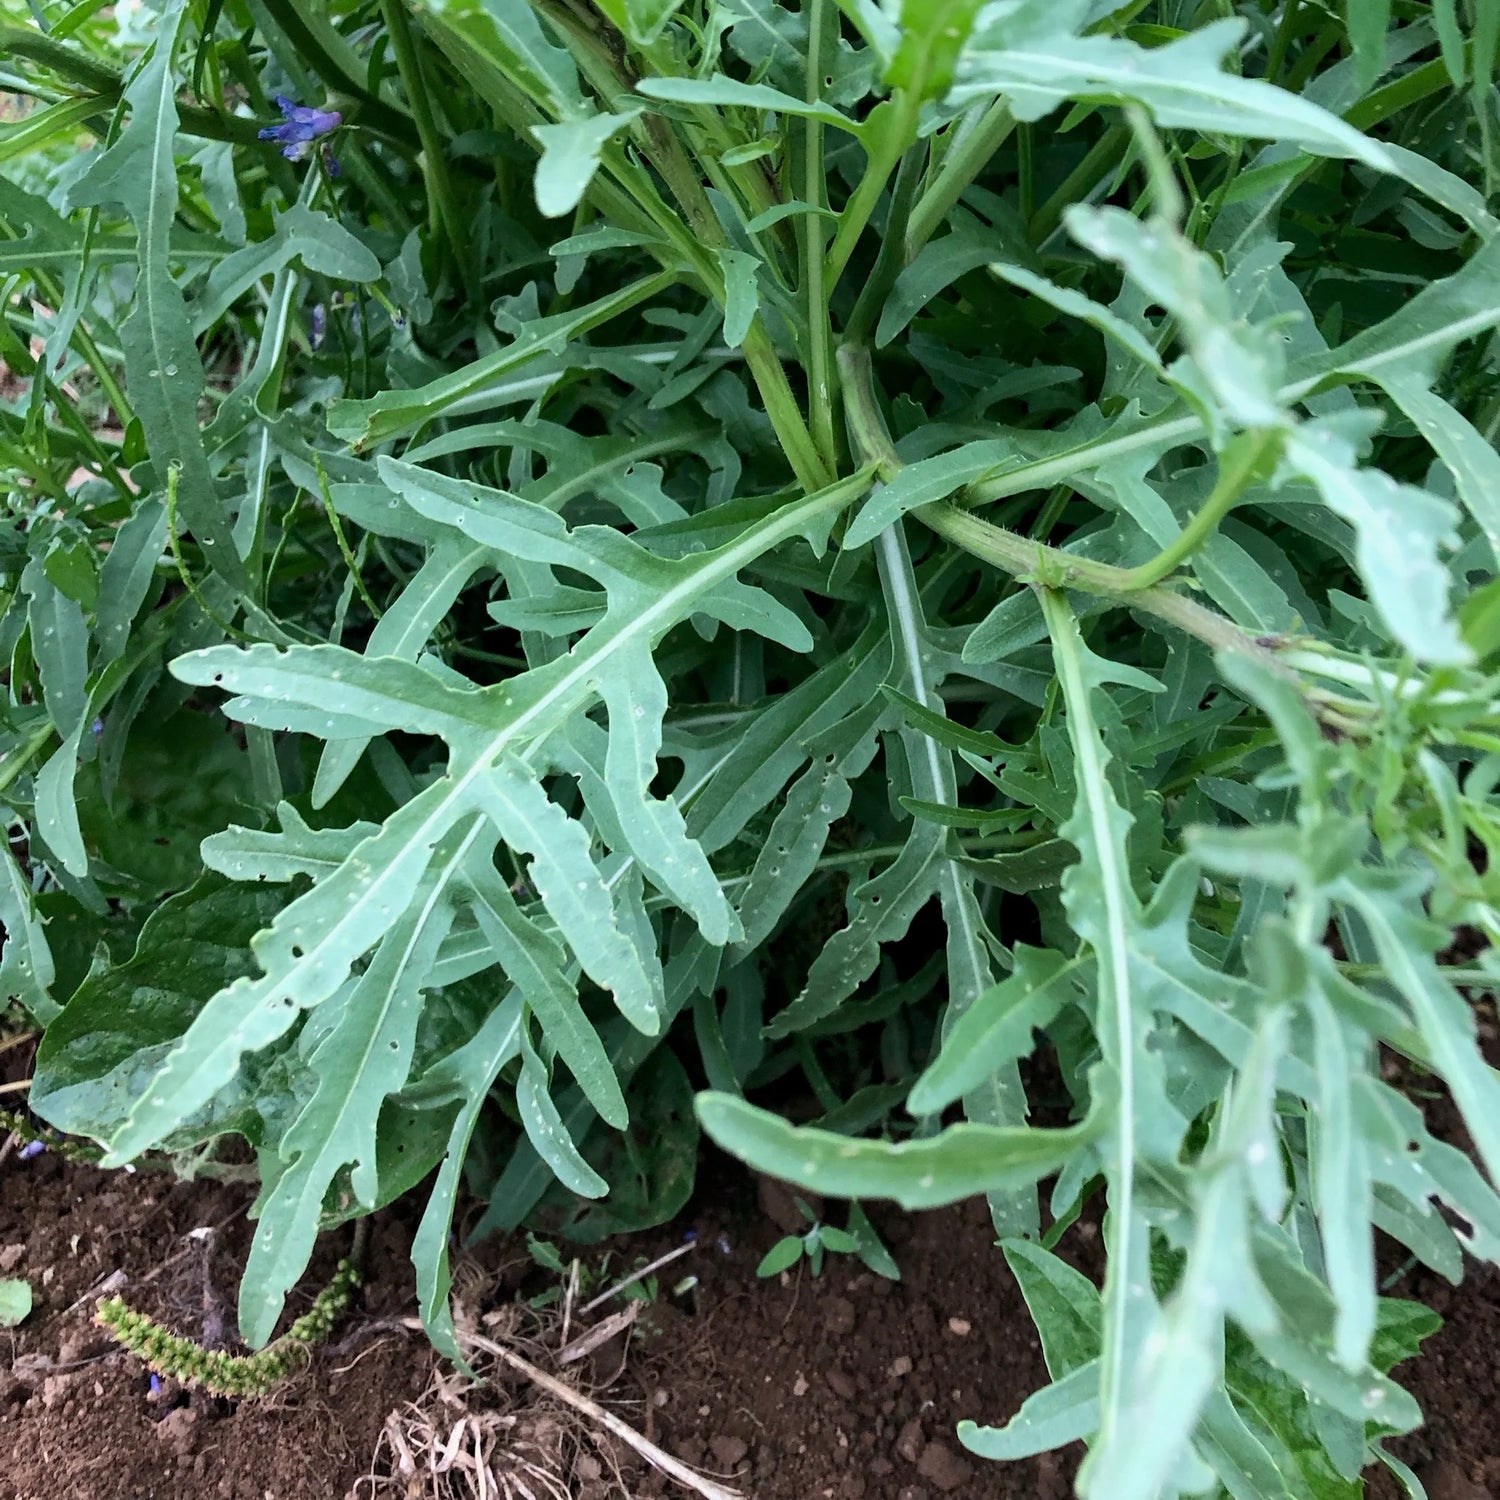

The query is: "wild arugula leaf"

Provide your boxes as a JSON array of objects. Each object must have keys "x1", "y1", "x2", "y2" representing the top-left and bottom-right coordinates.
[{"x1": 67, "y1": 10, "x2": 247, "y2": 591}]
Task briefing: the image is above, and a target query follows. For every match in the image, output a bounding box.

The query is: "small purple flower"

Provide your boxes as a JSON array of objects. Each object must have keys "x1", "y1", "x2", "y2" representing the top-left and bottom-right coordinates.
[
  {"x1": 321, "y1": 144, "x2": 342, "y2": 179},
  {"x1": 258, "y1": 95, "x2": 342, "y2": 162},
  {"x1": 310, "y1": 304, "x2": 327, "y2": 350},
  {"x1": 682, "y1": 1227, "x2": 699, "y2": 1243},
  {"x1": 18, "y1": 1140, "x2": 45, "y2": 1161},
  {"x1": 149, "y1": 1374, "x2": 162, "y2": 1396},
  {"x1": 91, "y1": 716, "x2": 105, "y2": 738}
]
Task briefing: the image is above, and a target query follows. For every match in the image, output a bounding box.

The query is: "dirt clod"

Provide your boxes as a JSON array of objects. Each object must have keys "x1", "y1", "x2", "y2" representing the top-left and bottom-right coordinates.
[
  {"x1": 1420, "y1": 1461, "x2": 1495, "y2": 1500},
  {"x1": 896, "y1": 1418, "x2": 926, "y2": 1463},
  {"x1": 822, "y1": 1296, "x2": 856, "y2": 1335},
  {"x1": 154, "y1": 1407, "x2": 199, "y2": 1458},
  {"x1": 709, "y1": 1434, "x2": 749, "y2": 1468},
  {"x1": 918, "y1": 1440, "x2": 974, "y2": 1492}
]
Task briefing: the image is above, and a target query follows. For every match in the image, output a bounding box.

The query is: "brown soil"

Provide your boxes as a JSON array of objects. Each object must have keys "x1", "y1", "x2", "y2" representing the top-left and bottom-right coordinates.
[
  {"x1": 0, "y1": 1151, "x2": 432, "y2": 1500},
  {"x1": 629, "y1": 1172, "x2": 1072, "y2": 1500},
  {"x1": 2, "y1": 1135, "x2": 1498, "y2": 1500}
]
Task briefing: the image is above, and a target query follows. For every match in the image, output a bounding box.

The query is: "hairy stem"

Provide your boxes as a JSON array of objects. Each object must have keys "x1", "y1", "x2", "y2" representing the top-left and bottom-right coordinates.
[
  {"x1": 906, "y1": 100, "x2": 1016, "y2": 260},
  {"x1": 1114, "y1": 428, "x2": 1280, "y2": 591},
  {"x1": 838, "y1": 344, "x2": 1291, "y2": 673},
  {"x1": 921, "y1": 503, "x2": 1292, "y2": 671}
]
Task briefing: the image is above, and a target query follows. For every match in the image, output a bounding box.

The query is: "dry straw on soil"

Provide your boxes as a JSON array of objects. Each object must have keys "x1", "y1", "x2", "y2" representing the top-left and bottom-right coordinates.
[{"x1": 357, "y1": 1258, "x2": 740, "y2": 1500}]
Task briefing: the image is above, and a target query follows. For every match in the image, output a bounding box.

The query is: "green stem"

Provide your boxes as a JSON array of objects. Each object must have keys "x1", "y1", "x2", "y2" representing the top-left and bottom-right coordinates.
[
  {"x1": 1029, "y1": 122, "x2": 1130, "y2": 245},
  {"x1": 837, "y1": 344, "x2": 899, "y2": 479},
  {"x1": 794, "y1": 1037, "x2": 842, "y2": 1112},
  {"x1": 825, "y1": 88, "x2": 921, "y2": 293},
  {"x1": 47, "y1": 388, "x2": 133, "y2": 501},
  {"x1": 843, "y1": 146, "x2": 924, "y2": 346},
  {"x1": 1284, "y1": 19, "x2": 1342, "y2": 94},
  {"x1": 744, "y1": 326, "x2": 835, "y2": 492},
  {"x1": 165, "y1": 466, "x2": 249, "y2": 642},
  {"x1": 0, "y1": 233, "x2": 133, "y2": 426},
  {"x1": 378, "y1": 0, "x2": 473, "y2": 288},
  {"x1": 651, "y1": 124, "x2": 725, "y2": 246},
  {"x1": 1113, "y1": 428, "x2": 1280, "y2": 592},
  {"x1": 314, "y1": 456, "x2": 384, "y2": 620},
  {"x1": 2, "y1": 440, "x2": 69, "y2": 503},
  {"x1": 0, "y1": 723, "x2": 56, "y2": 801},
  {"x1": 0, "y1": 24, "x2": 119, "y2": 97},
  {"x1": 0, "y1": 23, "x2": 269, "y2": 147},
  {"x1": 1027, "y1": 484, "x2": 1073, "y2": 543},
  {"x1": 801, "y1": 0, "x2": 838, "y2": 469},
  {"x1": 1264, "y1": 0, "x2": 1303, "y2": 85},
  {"x1": 838, "y1": 346, "x2": 1288, "y2": 669},
  {"x1": 906, "y1": 100, "x2": 1015, "y2": 260},
  {"x1": 920, "y1": 503, "x2": 1291, "y2": 669},
  {"x1": 68, "y1": 322, "x2": 132, "y2": 429}
]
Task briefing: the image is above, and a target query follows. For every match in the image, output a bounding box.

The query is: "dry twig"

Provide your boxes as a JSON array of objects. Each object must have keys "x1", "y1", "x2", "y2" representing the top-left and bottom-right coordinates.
[
  {"x1": 463, "y1": 1332, "x2": 743, "y2": 1500},
  {"x1": 578, "y1": 1241, "x2": 695, "y2": 1316}
]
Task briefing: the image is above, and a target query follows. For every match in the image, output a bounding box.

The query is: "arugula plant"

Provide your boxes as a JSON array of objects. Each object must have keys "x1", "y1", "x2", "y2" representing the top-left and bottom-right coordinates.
[
  {"x1": 756, "y1": 1197, "x2": 900, "y2": 1277},
  {"x1": 3, "y1": 0, "x2": 1498, "y2": 1492}
]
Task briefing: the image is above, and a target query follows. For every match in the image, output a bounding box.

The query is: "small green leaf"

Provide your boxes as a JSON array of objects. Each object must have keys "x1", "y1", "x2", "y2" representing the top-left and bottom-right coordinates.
[
  {"x1": 1345, "y1": 0, "x2": 1391, "y2": 91},
  {"x1": 42, "y1": 537, "x2": 99, "y2": 612},
  {"x1": 532, "y1": 110, "x2": 641, "y2": 218},
  {"x1": 422, "y1": 0, "x2": 586, "y2": 119},
  {"x1": 0, "y1": 841, "x2": 58, "y2": 1024},
  {"x1": 884, "y1": 0, "x2": 986, "y2": 99},
  {"x1": 190, "y1": 204, "x2": 381, "y2": 332},
  {"x1": 327, "y1": 272, "x2": 677, "y2": 447},
  {"x1": 846, "y1": 441, "x2": 1014, "y2": 547},
  {"x1": 846, "y1": 1202, "x2": 901, "y2": 1280},
  {"x1": 0, "y1": 1280, "x2": 32, "y2": 1328},
  {"x1": 1460, "y1": 575, "x2": 1500, "y2": 662},
  {"x1": 716, "y1": 248, "x2": 759, "y2": 348},
  {"x1": 1005, "y1": 1239, "x2": 1102, "y2": 1378},
  {"x1": 756, "y1": 1236, "x2": 805, "y2": 1277},
  {"x1": 1282, "y1": 423, "x2": 1468, "y2": 666},
  {"x1": 636, "y1": 76, "x2": 860, "y2": 135},
  {"x1": 517, "y1": 1021, "x2": 609, "y2": 1199},
  {"x1": 68, "y1": 9, "x2": 247, "y2": 590},
  {"x1": 592, "y1": 0, "x2": 688, "y2": 46}
]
